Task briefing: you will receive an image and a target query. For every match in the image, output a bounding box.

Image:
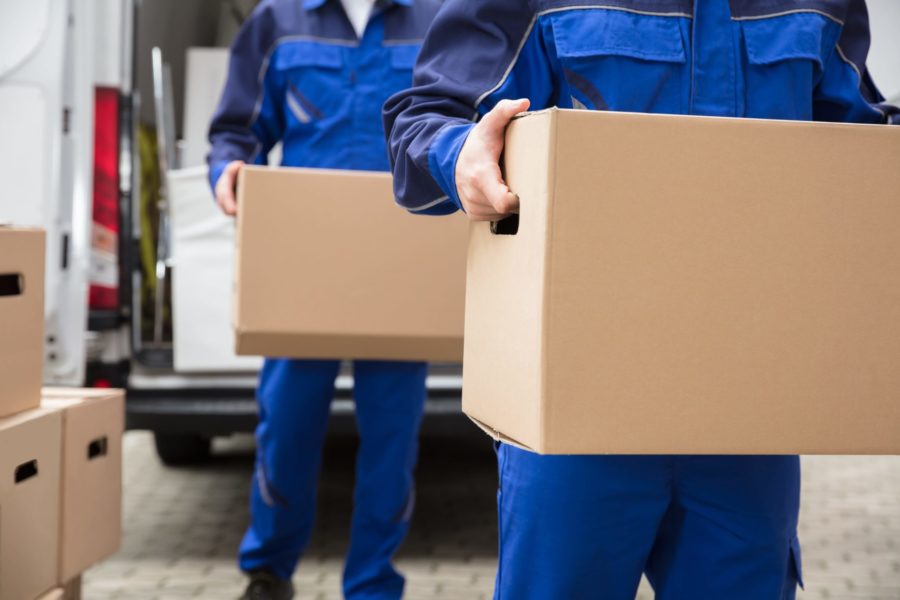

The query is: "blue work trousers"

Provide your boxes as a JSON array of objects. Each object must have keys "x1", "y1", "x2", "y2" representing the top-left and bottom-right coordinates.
[
  {"x1": 239, "y1": 358, "x2": 427, "y2": 600},
  {"x1": 495, "y1": 445, "x2": 802, "y2": 599}
]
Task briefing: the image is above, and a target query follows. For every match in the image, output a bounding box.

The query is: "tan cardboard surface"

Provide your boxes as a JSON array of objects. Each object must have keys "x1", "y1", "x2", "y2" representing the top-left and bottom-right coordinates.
[
  {"x1": 35, "y1": 589, "x2": 64, "y2": 600},
  {"x1": 0, "y1": 408, "x2": 62, "y2": 599},
  {"x1": 41, "y1": 389, "x2": 124, "y2": 582},
  {"x1": 34, "y1": 577, "x2": 80, "y2": 600},
  {"x1": 463, "y1": 108, "x2": 900, "y2": 455},
  {"x1": 235, "y1": 167, "x2": 468, "y2": 361},
  {"x1": 0, "y1": 228, "x2": 45, "y2": 419}
]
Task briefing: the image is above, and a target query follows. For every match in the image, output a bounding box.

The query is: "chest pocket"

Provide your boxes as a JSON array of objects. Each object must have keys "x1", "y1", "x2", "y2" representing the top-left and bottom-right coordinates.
[
  {"x1": 739, "y1": 15, "x2": 838, "y2": 120},
  {"x1": 273, "y1": 41, "x2": 345, "y2": 125},
  {"x1": 384, "y1": 44, "x2": 419, "y2": 95},
  {"x1": 549, "y1": 9, "x2": 689, "y2": 114}
]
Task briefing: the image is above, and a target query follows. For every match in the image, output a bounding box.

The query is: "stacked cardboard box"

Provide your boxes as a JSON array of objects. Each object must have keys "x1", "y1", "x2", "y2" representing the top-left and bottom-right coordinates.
[
  {"x1": 0, "y1": 227, "x2": 44, "y2": 419},
  {"x1": 42, "y1": 388, "x2": 124, "y2": 586},
  {"x1": 0, "y1": 227, "x2": 59, "y2": 600},
  {"x1": 464, "y1": 108, "x2": 900, "y2": 455},
  {"x1": 0, "y1": 227, "x2": 124, "y2": 599},
  {"x1": 0, "y1": 406, "x2": 62, "y2": 599}
]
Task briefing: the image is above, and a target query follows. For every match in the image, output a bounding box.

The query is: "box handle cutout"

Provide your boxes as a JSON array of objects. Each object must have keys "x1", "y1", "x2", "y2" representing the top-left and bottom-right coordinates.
[
  {"x1": 0, "y1": 273, "x2": 23, "y2": 297},
  {"x1": 491, "y1": 215, "x2": 519, "y2": 236},
  {"x1": 88, "y1": 436, "x2": 109, "y2": 460},
  {"x1": 14, "y1": 459, "x2": 38, "y2": 484}
]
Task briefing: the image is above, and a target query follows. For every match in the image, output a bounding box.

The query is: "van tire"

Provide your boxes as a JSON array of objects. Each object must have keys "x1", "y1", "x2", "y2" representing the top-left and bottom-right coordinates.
[{"x1": 154, "y1": 433, "x2": 212, "y2": 466}]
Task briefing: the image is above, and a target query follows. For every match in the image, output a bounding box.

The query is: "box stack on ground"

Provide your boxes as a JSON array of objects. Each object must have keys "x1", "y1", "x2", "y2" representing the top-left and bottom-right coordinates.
[{"x1": 0, "y1": 226, "x2": 124, "y2": 599}]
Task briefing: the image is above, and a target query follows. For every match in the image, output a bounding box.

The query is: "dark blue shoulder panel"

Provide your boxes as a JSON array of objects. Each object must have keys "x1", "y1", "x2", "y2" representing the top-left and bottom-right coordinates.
[{"x1": 385, "y1": 0, "x2": 443, "y2": 42}]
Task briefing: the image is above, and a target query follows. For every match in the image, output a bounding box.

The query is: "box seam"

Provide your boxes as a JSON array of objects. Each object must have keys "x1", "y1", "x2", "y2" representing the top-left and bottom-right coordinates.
[
  {"x1": 539, "y1": 108, "x2": 559, "y2": 453},
  {"x1": 232, "y1": 169, "x2": 249, "y2": 340}
]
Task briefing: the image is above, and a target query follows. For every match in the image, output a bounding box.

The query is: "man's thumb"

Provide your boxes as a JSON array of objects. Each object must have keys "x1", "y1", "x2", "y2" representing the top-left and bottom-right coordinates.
[{"x1": 482, "y1": 98, "x2": 531, "y2": 132}]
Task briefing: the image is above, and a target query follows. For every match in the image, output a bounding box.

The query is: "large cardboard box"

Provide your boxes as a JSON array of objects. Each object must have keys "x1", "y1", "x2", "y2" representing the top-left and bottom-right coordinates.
[
  {"x1": 35, "y1": 588, "x2": 65, "y2": 600},
  {"x1": 235, "y1": 167, "x2": 468, "y2": 361},
  {"x1": 35, "y1": 577, "x2": 81, "y2": 600},
  {"x1": 0, "y1": 227, "x2": 44, "y2": 419},
  {"x1": 41, "y1": 388, "x2": 124, "y2": 583},
  {"x1": 0, "y1": 408, "x2": 62, "y2": 600},
  {"x1": 464, "y1": 108, "x2": 900, "y2": 455}
]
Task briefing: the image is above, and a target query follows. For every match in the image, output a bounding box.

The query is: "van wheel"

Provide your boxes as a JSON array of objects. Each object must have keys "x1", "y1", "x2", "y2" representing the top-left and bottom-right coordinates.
[{"x1": 153, "y1": 433, "x2": 211, "y2": 466}]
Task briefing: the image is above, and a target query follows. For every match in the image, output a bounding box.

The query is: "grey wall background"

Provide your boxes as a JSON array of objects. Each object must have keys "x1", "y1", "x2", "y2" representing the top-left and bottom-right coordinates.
[
  {"x1": 867, "y1": 0, "x2": 900, "y2": 103},
  {"x1": 135, "y1": 0, "x2": 259, "y2": 135}
]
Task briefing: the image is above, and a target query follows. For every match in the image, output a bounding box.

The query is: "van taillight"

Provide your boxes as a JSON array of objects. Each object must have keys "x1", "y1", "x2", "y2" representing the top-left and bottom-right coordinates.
[{"x1": 89, "y1": 87, "x2": 120, "y2": 311}]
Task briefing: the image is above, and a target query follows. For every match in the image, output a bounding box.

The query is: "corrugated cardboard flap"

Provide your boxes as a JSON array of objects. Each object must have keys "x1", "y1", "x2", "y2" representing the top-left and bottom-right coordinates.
[{"x1": 465, "y1": 415, "x2": 536, "y2": 453}]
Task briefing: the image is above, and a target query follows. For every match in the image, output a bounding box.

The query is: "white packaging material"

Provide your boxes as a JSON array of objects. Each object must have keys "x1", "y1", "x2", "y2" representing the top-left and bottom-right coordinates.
[{"x1": 168, "y1": 166, "x2": 262, "y2": 372}]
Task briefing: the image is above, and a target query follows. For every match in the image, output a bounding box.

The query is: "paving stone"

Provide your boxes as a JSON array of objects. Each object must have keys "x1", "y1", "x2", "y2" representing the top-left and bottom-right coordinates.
[{"x1": 82, "y1": 432, "x2": 900, "y2": 599}]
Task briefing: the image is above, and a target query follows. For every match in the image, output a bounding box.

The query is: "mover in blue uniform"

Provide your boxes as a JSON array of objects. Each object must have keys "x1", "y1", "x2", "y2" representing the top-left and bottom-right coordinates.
[
  {"x1": 208, "y1": 1, "x2": 439, "y2": 598},
  {"x1": 384, "y1": 1, "x2": 899, "y2": 598}
]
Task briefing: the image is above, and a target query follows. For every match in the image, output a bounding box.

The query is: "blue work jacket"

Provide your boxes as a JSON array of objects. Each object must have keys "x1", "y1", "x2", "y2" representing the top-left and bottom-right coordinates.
[
  {"x1": 384, "y1": 0, "x2": 900, "y2": 215},
  {"x1": 207, "y1": 0, "x2": 440, "y2": 191}
]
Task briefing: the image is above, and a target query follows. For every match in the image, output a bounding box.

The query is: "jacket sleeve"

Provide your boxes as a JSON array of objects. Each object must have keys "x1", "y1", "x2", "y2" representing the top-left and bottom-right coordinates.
[
  {"x1": 814, "y1": 0, "x2": 899, "y2": 125},
  {"x1": 383, "y1": 1, "x2": 556, "y2": 215},
  {"x1": 207, "y1": 5, "x2": 285, "y2": 193}
]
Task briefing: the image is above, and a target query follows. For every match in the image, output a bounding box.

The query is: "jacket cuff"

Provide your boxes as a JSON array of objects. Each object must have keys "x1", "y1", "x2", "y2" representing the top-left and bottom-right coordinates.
[
  {"x1": 427, "y1": 122, "x2": 475, "y2": 211},
  {"x1": 208, "y1": 161, "x2": 231, "y2": 196}
]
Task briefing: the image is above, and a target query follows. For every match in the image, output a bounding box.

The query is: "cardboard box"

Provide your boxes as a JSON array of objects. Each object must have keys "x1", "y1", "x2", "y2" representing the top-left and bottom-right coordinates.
[
  {"x1": 235, "y1": 167, "x2": 468, "y2": 361},
  {"x1": 464, "y1": 108, "x2": 900, "y2": 454},
  {"x1": 0, "y1": 227, "x2": 44, "y2": 419},
  {"x1": 34, "y1": 588, "x2": 64, "y2": 600},
  {"x1": 0, "y1": 408, "x2": 62, "y2": 600},
  {"x1": 41, "y1": 388, "x2": 124, "y2": 582},
  {"x1": 35, "y1": 576, "x2": 80, "y2": 600}
]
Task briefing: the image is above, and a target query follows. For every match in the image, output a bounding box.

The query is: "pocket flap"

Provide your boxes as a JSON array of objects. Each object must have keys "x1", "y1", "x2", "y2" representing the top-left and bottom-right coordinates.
[
  {"x1": 741, "y1": 17, "x2": 830, "y2": 67},
  {"x1": 273, "y1": 41, "x2": 344, "y2": 70},
  {"x1": 389, "y1": 44, "x2": 419, "y2": 70},
  {"x1": 551, "y1": 9, "x2": 686, "y2": 63}
]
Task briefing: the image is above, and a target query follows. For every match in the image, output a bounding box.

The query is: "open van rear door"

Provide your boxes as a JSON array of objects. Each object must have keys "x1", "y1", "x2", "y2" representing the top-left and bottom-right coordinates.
[{"x1": 0, "y1": 0, "x2": 98, "y2": 385}]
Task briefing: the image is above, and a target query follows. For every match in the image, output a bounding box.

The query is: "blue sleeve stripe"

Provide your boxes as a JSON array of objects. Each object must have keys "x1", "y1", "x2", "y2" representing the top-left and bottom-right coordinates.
[
  {"x1": 471, "y1": 15, "x2": 540, "y2": 115},
  {"x1": 834, "y1": 43, "x2": 889, "y2": 121},
  {"x1": 383, "y1": 38, "x2": 427, "y2": 46},
  {"x1": 402, "y1": 195, "x2": 451, "y2": 212}
]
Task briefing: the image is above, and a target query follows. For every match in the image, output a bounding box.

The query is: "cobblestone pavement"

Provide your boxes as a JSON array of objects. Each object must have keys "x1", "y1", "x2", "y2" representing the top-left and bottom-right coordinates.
[{"x1": 83, "y1": 431, "x2": 900, "y2": 600}]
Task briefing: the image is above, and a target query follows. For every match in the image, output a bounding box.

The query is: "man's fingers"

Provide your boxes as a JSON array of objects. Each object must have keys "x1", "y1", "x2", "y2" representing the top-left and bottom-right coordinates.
[
  {"x1": 477, "y1": 162, "x2": 519, "y2": 215},
  {"x1": 215, "y1": 160, "x2": 244, "y2": 217},
  {"x1": 217, "y1": 192, "x2": 237, "y2": 216},
  {"x1": 480, "y1": 98, "x2": 531, "y2": 135},
  {"x1": 455, "y1": 100, "x2": 529, "y2": 218},
  {"x1": 460, "y1": 188, "x2": 505, "y2": 222},
  {"x1": 223, "y1": 196, "x2": 238, "y2": 216},
  {"x1": 226, "y1": 159, "x2": 245, "y2": 176},
  {"x1": 468, "y1": 205, "x2": 506, "y2": 222},
  {"x1": 484, "y1": 184, "x2": 519, "y2": 216}
]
